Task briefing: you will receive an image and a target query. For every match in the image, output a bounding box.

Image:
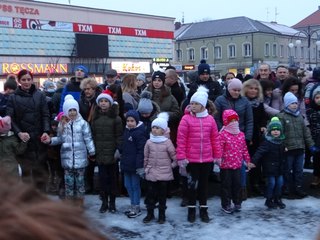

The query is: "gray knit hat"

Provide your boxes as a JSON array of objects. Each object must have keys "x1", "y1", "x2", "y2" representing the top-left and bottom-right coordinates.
[{"x1": 137, "y1": 91, "x2": 153, "y2": 114}]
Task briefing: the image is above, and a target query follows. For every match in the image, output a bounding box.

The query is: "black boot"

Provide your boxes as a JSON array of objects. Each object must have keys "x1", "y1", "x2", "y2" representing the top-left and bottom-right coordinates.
[
  {"x1": 265, "y1": 198, "x2": 277, "y2": 209},
  {"x1": 274, "y1": 197, "x2": 286, "y2": 209},
  {"x1": 109, "y1": 194, "x2": 116, "y2": 213},
  {"x1": 187, "y1": 206, "x2": 196, "y2": 223},
  {"x1": 143, "y1": 209, "x2": 155, "y2": 223},
  {"x1": 199, "y1": 206, "x2": 210, "y2": 223},
  {"x1": 99, "y1": 192, "x2": 108, "y2": 213},
  {"x1": 158, "y1": 209, "x2": 166, "y2": 224}
]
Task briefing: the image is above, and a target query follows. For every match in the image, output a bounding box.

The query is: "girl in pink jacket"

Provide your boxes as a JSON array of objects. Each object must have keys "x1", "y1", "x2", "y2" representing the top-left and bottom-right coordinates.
[
  {"x1": 143, "y1": 112, "x2": 177, "y2": 224},
  {"x1": 176, "y1": 86, "x2": 222, "y2": 223},
  {"x1": 219, "y1": 109, "x2": 251, "y2": 214}
]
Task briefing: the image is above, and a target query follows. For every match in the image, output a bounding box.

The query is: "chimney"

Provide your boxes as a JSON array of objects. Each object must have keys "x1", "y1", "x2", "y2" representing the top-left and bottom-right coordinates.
[{"x1": 175, "y1": 22, "x2": 181, "y2": 30}]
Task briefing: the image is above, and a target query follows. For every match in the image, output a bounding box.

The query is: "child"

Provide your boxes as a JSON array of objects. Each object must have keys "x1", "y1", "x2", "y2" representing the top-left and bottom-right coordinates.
[
  {"x1": 219, "y1": 109, "x2": 251, "y2": 214},
  {"x1": 277, "y1": 92, "x2": 316, "y2": 198},
  {"x1": 91, "y1": 90, "x2": 123, "y2": 213},
  {"x1": 42, "y1": 95, "x2": 95, "y2": 207},
  {"x1": 306, "y1": 87, "x2": 320, "y2": 187},
  {"x1": 251, "y1": 117, "x2": 286, "y2": 209},
  {"x1": 0, "y1": 116, "x2": 27, "y2": 179},
  {"x1": 143, "y1": 112, "x2": 177, "y2": 224},
  {"x1": 177, "y1": 86, "x2": 222, "y2": 223},
  {"x1": 120, "y1": 110, "x2": 147, "y2": 218}
]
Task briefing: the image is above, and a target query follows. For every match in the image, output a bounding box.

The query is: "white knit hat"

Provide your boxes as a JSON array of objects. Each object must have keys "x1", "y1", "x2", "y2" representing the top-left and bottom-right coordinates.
[
  {"x1": 96, "y1": 89, "x2": 114, "y2": 105},
  {"x1": 63, "y1": 94, "x2": 79, "y2": 116},
  {"x1": 190, "y1": 85, "x2": 209, "y2": 107},
  {"x1": 151, "y1": 112, "x2": 169, "y2": 131}
]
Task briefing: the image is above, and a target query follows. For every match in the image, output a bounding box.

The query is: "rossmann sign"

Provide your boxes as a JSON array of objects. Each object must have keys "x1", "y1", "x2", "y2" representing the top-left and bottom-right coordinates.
[{"x1": 1, "y1": 63, "x2": 68, "y2": 74}]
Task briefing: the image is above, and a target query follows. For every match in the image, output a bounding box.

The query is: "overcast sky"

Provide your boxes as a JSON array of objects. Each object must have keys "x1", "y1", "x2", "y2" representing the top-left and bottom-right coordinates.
[{"x1": 35, "y1": 0, "x2": 319, "y2": 27}]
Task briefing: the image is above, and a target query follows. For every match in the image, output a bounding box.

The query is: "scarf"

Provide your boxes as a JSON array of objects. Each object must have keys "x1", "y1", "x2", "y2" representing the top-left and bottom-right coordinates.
[
  {"x1": 284, "y1": 107, "x2": 300, "y2": 117},
  {"x1": 221, "y1": 121, "x2": 240, "y2": 134},
  {"x1": 265, "y1": 134, "x2": 283, "y2": 144},
  {"x1": 149, "y1": 133, "x2": 168, "y2": 143},
  {"x1": 247, "y1": 97, "x2": 261, "y2": 108}
]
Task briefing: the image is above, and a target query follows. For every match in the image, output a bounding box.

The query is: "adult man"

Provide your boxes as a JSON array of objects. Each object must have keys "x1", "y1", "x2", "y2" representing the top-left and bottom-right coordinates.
[
  {"x1": 257, "y1": 63, "x2": 280, "y2": 88},
  {"x1": 100, "y1": 69, "x2": 120, "y2": 90},
  {"x1": 188, "y1": 60, "x2": 222, "y2": 102},
  {"x1": 275, "y1": 65, "x2": 289, "y2": 87},
  {"x1": 165, "y1": 69, "x2": 186, "y2": 107},
  {"x1": 59, "y1": 65, "x2": 88, "y2": 111}
]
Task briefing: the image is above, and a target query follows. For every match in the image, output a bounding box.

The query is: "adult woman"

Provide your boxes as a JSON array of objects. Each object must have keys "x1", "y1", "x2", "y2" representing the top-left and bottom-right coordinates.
[
  {"x1": 6, "y1": 69, "x2": 50, "y2": 191},
  {"x1": 121, "y1": 74, "x2": 140, "y2": 110}
]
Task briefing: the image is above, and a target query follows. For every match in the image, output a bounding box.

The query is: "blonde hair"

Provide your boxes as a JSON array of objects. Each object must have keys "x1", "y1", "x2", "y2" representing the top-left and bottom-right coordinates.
[
  {"x1": 241, "y1": 79, "x2": 264, "y2": 101},
  {"x1": 80, "y1": 77, "x2": 98, "y2": 90},
  {"x1": 121, "y1": 74, "x2": 137, "y2": 94}
]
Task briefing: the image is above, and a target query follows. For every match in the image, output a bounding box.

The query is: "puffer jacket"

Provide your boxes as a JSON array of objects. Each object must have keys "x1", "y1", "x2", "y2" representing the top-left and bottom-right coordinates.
[
  {"x1": 144, "y1": 136, "x2": 177, "y2": 182},
  {"x1": 277, "y1": 110, "x2": 314, "y2": 150},
  {"x1": 120, "y1": 122, "x2": 147, "y2": 173},
  {"x1": 51, "y1": 114, "x2": 95, "y2": 169},
  {"x1": 176, "y1": 109, "x2": 222, "y2": 162}
]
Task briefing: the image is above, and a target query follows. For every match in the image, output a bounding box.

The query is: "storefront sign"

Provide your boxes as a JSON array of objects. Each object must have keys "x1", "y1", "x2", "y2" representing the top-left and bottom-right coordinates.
[
  {"x1": 2, "y1": 63, "x2": 68, "y2": 74},
  {"x1": 0, "y1": 4, "x2": 40, "y2": 16},
  {"x1": 0, "y1": 16, "x2": 12, "y2": 27},
  {"x1": 182, "y1": 65, "x2": 195, "y2": 71},
  {"x1": 111, "y1": 62, "x2": 150, "y2": 73}
]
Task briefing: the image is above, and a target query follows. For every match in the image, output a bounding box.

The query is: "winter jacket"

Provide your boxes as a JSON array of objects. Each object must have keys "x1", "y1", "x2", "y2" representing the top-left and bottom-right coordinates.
[
  {"x1": 91, "y1": 105, "x2": 123, "y2": 165},
  {"x1": 122, "y1": 92, "x2": 139, "y2": 110},
  {"x1": 50, "y1": 114, "x2": 95, "y2": 169},
  {"x1": 176, "y1": 109, "x2": 222, "y2": 163},
  {"x1": 120, "y1": 122, "x2": 147, "y2": 173},
  {"x1": 144, "y1": 137, "x2": 177, "y2": 182},
  {"x1": 59, "y1": 77, "x2": 81, "y2": 112},
  {"x1": 189, "y1": 77, "x2": 222, "y2": 102},
  {"x1": 277, "y1": 110, "x2": 314, "y2": 151},
  {"x1": 220, "y1": 130, "x2": 250, "y2": 169},
  {"x1": 214, "y1": 92, "x2": 253, "y2": 141},
  {"x1": 6, "y1": 84, "x2": 51, "y2": 144},
  {"x1": 306, "y1": 107, "x2": 320, "y2": 147},
  {"x1": 251, "y1": 139, "x2": 285, "y2": 176},
  {"x1": 0, "y1": 93, "x2": 9, "y2": 117},
  {"x1": 139, "y1": 101, "x2": 160, "y2": 139},
  {"x1": 0, "y1": 133, "x2": 27, "y2": 177},
  {"x1": 78, "y1": 88, "x2": 101, "y2": 122}
]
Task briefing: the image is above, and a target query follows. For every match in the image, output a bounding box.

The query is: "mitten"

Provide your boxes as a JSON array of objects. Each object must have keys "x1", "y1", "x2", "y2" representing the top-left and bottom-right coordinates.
[
  {"x1": 177, "y1": 159, "x2": 189, "y2": 168},
  {"x1": 213, "y1": 158, "x2": 222, "y2": 167},
  {"x1": 136, "y1": 168, "x2": 145, "y2": 178},
  {"x1": 179, "y1": 167, "x2": 188, "y2": 177}
]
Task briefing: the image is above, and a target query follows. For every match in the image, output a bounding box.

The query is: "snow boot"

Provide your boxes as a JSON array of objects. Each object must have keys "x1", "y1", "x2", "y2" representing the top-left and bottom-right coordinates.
[
  {"x1": 187, "y1": 206, "x2": 196, "y2": 223},
  {"x1": 265, "y1": 198, "x2": 277, "y2": 209},
  {"x1": 274, "y1": 197, "x2": 286, "y2": 209},
  {"x1": 109, "y1": 194, "x2": 116, "y2": 213},
  {"x1": 99, "y1": 192, "x2": 108, "y2": 213},
  {"x1": 199, "y1": 206, "x2": 210, "y2": 223},
  {"x1": 143, "y1": 209, "x2": 155, "y2": 223},
  {"x1": 158, "y1": 209, "x2": 166, "y2": 224},
  {"x1": 127, "y1": 205, "x2": 141, "y2": 218}
]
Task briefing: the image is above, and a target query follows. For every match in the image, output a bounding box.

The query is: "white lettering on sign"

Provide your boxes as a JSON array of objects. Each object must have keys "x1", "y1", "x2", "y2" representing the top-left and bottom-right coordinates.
[
  {"x1": 14, "y1": 6, "x2": 39, "y2": 15},
  {"x1": 78, "y1": 24, "x2": 93, "y2": 32},
  {"x1": 135, "y1": 29, "x2": 147, "y2": 36},
  {"x1": 108, "y1": 27, "x2": 121, "y2": 34}
]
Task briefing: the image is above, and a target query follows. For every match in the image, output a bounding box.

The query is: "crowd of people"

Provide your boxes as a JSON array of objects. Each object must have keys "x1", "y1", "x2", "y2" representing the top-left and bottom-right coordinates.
[{"x1": 0, "y1": 60, "x2": 319, "y2": 229}]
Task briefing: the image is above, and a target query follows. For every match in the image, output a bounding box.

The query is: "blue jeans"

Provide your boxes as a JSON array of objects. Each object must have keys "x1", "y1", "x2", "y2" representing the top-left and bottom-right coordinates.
[
  {"x1": 266, "y1": 175, "x2": 283, "y2": 198},
  {"x1": 240, "y1": 161, "x2": 247, "y2": 187},
  {"x1": 124, "y1": 172, "x2": 141, "y2": 206},
  {"x1": 284, "y1": 150, "x2": 304, "y2": 189}
]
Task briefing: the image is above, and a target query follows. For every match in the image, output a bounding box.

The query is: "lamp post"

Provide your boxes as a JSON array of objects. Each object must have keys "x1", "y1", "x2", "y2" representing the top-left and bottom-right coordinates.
[{"x1": 289, "y1": 26, "x2": 320, "y2": 70}]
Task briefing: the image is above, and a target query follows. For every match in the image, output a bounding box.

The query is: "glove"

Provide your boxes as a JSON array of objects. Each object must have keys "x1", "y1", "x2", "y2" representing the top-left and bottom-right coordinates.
[
  {"x1": 136, "y1": 168, "x2": 145, "y2": 178},
  {"x1": 179, "y1": 167, "x2": 188, "y2": 177},
  {"x1": 310, "y1": 146, "x2": 320, "y2": 154},
  {"x1": 177, "y1": 159, "x2": 189, "y2": 169},
  {"x1": 213, "y1": 158, "x2": 222, "y2": 167}
]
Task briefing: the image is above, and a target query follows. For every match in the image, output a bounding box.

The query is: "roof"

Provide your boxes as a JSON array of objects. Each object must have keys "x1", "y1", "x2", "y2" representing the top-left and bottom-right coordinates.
[
  {"x1": 292, "y1": 8, "x2": 320, "y2": 28},
  {"x1": 176, "y1": 16, "x2": 280, "y2": 40},
  {"x1": 260, "y1": 21, "x2": 300, "y2": 36}
]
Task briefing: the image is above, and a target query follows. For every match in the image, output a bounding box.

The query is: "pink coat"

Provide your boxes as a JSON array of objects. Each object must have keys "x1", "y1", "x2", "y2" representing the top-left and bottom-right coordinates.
[
  {"x1": 176, "y1": 111, "x2": 222, "y2": 163},
  {"x1": 219, "y1": 130, "x2": 250, "y2": 169},
  {"x1": 144, "y1": 138, "x2": 177, "y2": 182}
]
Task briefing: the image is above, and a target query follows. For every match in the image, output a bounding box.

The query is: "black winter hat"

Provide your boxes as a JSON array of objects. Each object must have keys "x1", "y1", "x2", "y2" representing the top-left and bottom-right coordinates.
[
  {"x1": 152, "y1": 71, "x2": 165, "y2": 82},
  {"x1": 198, "y1": 59, "x2": 210, "y2": 75}
]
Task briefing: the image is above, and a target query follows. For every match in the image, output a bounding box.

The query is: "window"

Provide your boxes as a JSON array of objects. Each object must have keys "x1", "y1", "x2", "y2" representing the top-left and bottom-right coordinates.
[
  {"x1": 188, "y1": 48, "x2": 195, "y2": 61},
  {"x1": 294, "y1": 46, "x2": 298, "y2": 58},
  {"x1": 279, "y1": 45, "x2": 284, "y2": 57},
  {"x1": 176, "y1": 49, "x2": 182, "y2": 61},
  {"x1": 214, "y1": 46, "x2": 222, "y2": 59},
  {"x1": 200, "y1": 47, "x2": 208, "y2": 60},
  {"x1": 243, "y1": 43, "x2": 251, "y2": 57},
  {"x1": 300, "y1": 47, "x2": 304, "y2": 59},
  {"x1": 228, "y1": 44, "x2": 236, "y2": 58},
  {"x1": 272, "y1": 43, "x2": 277, "y2": 57},
  {"x1": 264, "y1": 43, "x2": 270, "y2": 56}
]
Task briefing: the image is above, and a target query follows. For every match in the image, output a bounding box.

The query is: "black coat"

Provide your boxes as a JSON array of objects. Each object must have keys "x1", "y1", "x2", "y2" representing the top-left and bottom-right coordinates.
[
  {"x1": 189, "y1": 77, "x2": 222, "y2": 102},
  {"x1": 251, "y1": 139, "x2": 285, "y2": 177}
]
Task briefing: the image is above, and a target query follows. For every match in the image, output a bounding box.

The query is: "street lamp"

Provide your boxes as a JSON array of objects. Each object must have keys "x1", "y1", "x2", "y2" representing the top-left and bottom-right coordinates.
[
  {"x1": 288, "y1": 39, "x2": 301, "y2": 67},
  {"x1": 289, "y1": 26, "x2": 320, "y2": 70}
]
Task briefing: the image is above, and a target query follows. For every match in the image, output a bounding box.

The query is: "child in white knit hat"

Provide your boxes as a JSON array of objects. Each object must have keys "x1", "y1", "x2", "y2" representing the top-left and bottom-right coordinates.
[
  {"x1": 143, "y1": 112, "x2": 177, "y2": 224},
  {"x1": 177, "y1": 86, "x2": 222, "y2": 223}
]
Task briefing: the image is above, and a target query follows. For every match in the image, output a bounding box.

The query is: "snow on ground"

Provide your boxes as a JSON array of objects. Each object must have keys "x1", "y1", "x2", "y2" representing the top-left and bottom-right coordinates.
[{"x1": 84, "y1": 195, "x2": 320, "y2": 240}]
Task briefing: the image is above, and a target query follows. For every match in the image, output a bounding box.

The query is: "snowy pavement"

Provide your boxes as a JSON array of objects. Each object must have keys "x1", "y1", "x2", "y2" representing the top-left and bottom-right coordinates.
[{"x1": 84, "y1": 194, "x2": 320, "y2": 240}]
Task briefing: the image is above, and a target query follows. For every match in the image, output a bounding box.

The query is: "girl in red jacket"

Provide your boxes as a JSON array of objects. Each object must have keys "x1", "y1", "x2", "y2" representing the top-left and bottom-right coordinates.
[
  {"x1": 177, "y1": 86, "x2": 222, "y2": 223},
  {"x1": 219, "y1": 109, "x2": 252, "y2": 214}
]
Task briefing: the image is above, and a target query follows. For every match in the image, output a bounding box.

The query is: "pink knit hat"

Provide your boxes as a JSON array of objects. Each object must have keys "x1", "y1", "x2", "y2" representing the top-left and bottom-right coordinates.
[
  {"x1": 227, "y1": 78, "x2": 243, "y2": 90},
  {"x1": 0, "y1": 116, "x2": 11, "y2": 134}
]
